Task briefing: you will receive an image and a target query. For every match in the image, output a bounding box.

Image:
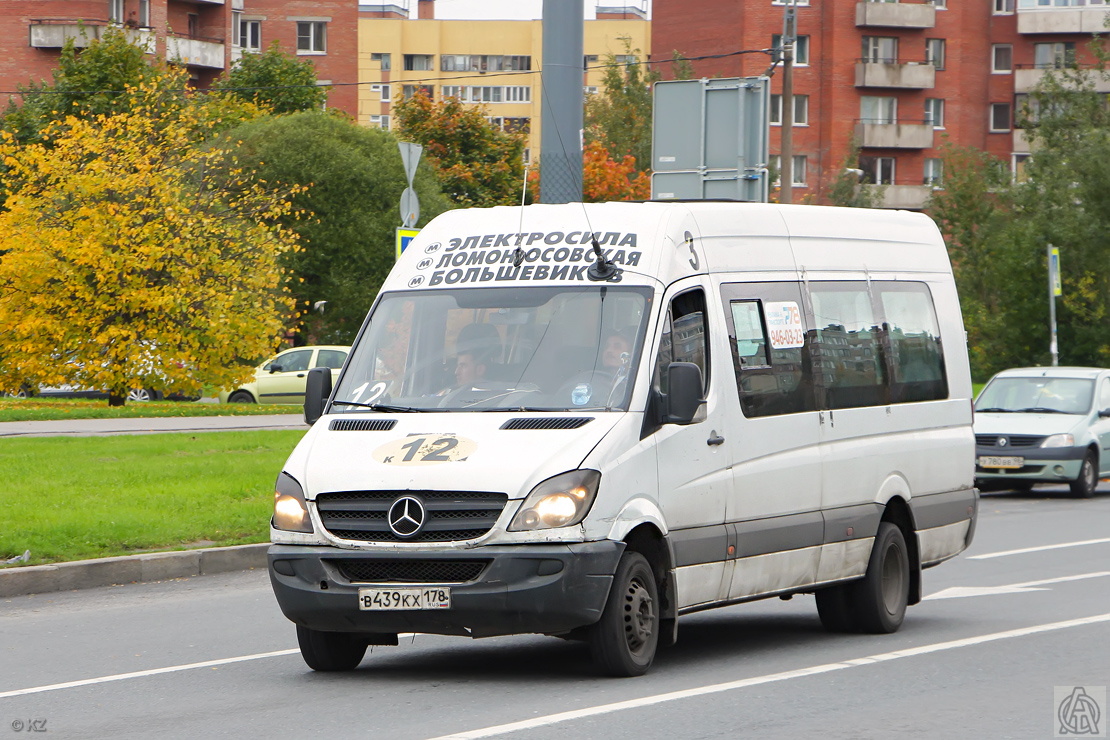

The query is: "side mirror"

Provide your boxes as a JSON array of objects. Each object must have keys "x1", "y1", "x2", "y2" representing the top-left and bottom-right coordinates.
[
  {"x1": 304, "y1": 366, "x2": 332, "y2": 425},
  {"x1": 663, "y1": 362, "x2": 704, "y2": 425},
  {"x1": 269, "y1": 364, "x2": 282, "y2": 374},
  {"x1": 1099, "y1": 408, "x2": 1110, "y2": 419}
]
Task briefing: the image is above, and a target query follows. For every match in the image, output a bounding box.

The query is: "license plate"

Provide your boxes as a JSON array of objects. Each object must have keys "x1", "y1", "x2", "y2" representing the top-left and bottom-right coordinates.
[
  {"x1": 358, "y1": 587, "x2": 451, "y2": 611},
  {"x1": 978, "y1": 455, "x2": 1024, "y2": 469}
]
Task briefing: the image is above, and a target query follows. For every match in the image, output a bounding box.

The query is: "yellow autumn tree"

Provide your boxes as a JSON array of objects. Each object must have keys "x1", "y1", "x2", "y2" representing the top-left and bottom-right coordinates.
[{"x1": 0, "y1": 81, "x2": 301, "y2": 404}]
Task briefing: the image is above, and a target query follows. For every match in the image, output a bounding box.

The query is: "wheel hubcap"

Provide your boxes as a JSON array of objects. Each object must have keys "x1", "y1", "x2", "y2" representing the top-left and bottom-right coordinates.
[{"x1": 622, "y1": 577, "x2": 655, "y2": 653}]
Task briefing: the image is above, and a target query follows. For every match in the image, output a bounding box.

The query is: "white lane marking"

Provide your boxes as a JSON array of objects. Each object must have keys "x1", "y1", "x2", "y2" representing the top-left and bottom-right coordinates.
[
  {"x1": 0, "y1": 633, "x2": 421, "y2": 699},
  {"x1": 428, "y1": 613, "x2": 1110, "y2": 740},
  {"x1": 968, "y1": 537, "x2": 1110, "y2": 560},
  {"x1": 925, "y1": 570, "x2": 1110, "y2": 601}
]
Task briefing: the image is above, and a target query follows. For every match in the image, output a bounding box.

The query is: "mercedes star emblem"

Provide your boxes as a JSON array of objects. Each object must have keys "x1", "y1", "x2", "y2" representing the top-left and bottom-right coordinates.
[{"x1": 387, "y1": 496, "x2": 426, "y2": 538}]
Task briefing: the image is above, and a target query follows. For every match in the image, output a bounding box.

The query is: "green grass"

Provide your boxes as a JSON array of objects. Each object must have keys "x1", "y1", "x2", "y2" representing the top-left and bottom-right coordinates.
[
  {"x1": 0, "y1": 430, "x2": 304, "y2": 565},
  {"x1": 0, "y1": 397, "x2": 302, "y2": 422}
]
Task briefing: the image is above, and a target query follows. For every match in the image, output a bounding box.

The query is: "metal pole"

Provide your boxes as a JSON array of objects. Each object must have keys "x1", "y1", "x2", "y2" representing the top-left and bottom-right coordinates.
[
  {"x1": 780, "y1": 0, "x2": 796, "y2": 205},
  {"x1": 540, "y1": 0, "x2": 584, "y2": 203},
  {"x1": 1048, "y1": 243, "x2": 1059, "y2": 366}
]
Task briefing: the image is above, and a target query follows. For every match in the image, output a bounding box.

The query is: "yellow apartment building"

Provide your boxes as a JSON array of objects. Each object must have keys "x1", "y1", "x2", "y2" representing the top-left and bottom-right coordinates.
[{"x1": 357, "y1": 3, "x2": 651, "y2": 162}]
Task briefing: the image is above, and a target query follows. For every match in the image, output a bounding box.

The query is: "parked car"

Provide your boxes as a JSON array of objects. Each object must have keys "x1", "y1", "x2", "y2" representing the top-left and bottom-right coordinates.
[
  {"x1": 218, "y1": 346, "x2": 350, "y2": 404},
  {"x1": 974, "y1": 366, "x2": 1110, "y2": 497}
]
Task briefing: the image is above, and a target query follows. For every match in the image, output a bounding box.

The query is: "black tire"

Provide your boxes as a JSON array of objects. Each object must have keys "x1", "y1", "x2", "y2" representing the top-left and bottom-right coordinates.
[
  {"x1": 128, "y1": 388, "x2": 159, "y2": 403},
  {"x1": 589, "y1": 551, "x2": 659, "y2": 677},
  {"x1": 228, "y1": 390, "x2": 255, "y2": 403},
  {"x1": 815, "y1": 583, "x2": 858, "y2": 633},
  {"x1": 1070, "y1": 451, "x2": 1098, "y2": 498},
  {"x1": 853, "y1": 522, "x2": 910, "y2": 634},
  {"x1": 296, "y1": 625, "x2": 367, "y2": 672}
]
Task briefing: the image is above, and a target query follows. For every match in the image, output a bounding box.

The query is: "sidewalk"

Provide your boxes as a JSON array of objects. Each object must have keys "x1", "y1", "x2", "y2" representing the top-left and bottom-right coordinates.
[
  {"x1": 0, "y1": 543, "x2": 270, "y2": 598},
  {"x1": 0, "y1": 414, "x2": 305, "y2": 437}
]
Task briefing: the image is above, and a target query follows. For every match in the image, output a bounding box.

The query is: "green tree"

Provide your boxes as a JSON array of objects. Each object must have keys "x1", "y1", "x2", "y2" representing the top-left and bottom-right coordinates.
[
  {"x1": 0, "y1": 83, "x2": 300, "y2": 405},
  {"x1": 225, "y1": 110, "x2": 451, "y2": 344},
  {"x1": 212, "y1": 41, "x2": 329, "y2": 114},
  {"x1": 2, "y1": 28, "x2": 171, "y2": 145},
  {"x1": 585, "y1": 46, "x2": 658, "y2": 175},
  {"x1": 826, "y1": 138, "x2": 885, "y2": 208},
  {"x1": 393, "y1": 91, "x2": 525, "y2": 208}
]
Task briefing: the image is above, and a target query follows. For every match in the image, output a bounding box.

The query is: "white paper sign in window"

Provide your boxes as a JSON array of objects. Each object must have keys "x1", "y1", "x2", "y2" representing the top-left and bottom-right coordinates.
[{"x1": 765, "y1": 301, "x2": 804, "y2": 348}]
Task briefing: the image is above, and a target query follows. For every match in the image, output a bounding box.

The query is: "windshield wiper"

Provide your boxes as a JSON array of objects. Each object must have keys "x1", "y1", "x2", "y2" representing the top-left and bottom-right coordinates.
[
  {"x1": 1017, "y1": 407, "x2": 1069, "y2": 414},
  {"x1": 975, "y1": 407, "x2": 1014, "y2": 413},
  {"x1": 330, "y1": 400, "x2": 426, "y2": 412}
]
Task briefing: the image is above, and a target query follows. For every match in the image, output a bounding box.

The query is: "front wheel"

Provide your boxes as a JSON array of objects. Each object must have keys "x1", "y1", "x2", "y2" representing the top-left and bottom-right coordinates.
[
  {"x1": 296, "y1": 625, "x2": 367, "y2": 672},
  {"x1": 227, "y1": 390, "x2": 255, "y2": 403},
  {"x1": 1070, "y1": 451, "x2": 1098, "y2": 498},
  {"x1": 128, "y1": 388, "x2": 159, "y2": 403},
  {"x1": 589, "y1": 551, "x2": 659, "y2": 677}
]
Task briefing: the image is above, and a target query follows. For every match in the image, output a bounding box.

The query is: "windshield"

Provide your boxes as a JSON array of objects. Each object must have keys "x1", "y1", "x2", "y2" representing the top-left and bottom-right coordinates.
[
  {"x1": 332, "y1": 286, "x2": 654, "y2": 412},
  {"x1": 975, "y1": 376, "x2": 1094, "y2": 415}
]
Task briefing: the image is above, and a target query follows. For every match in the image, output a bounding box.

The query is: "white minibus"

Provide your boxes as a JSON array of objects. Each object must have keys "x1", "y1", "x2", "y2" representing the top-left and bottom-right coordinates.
[{"x1": 268, "y1": 202, "x2": 978, "y2": 676}]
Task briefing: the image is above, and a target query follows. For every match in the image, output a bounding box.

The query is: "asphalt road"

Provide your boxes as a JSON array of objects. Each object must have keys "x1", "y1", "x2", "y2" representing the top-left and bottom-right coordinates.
[
  {"x1": 0, "y1": 414, "x2": 305, "y2": 438},
  {"x1": 2, "y1": 485, "x2": 1108, "y2": 739}
]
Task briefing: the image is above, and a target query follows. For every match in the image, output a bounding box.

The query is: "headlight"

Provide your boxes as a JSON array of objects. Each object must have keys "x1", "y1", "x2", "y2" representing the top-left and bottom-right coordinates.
[
  {"x1": 273, "y1": 472, "x2": 313, "y2": 533},
  {"x1": 1041, "y1": 434, "x2": 1075, "y2": 448},
  {"x1": 509, "y1": 470, "x2": 601, "y2": 531}
]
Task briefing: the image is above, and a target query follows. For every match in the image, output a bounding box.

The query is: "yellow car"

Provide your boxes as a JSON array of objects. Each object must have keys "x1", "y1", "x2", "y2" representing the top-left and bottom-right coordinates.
[{"x1": 219, "y1": 346, "x2": 349, "y2": 404}]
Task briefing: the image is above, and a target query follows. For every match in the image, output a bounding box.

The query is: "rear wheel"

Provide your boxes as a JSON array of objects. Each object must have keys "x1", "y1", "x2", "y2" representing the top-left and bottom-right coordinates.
[
  {"x1": 590, "y1": 552, "x2": 659, "y2": 677},
  {"x1": 853, "y1": 522, "x2": 910, "y2": 634},
  {"x1": 1070, "y1": 451, "x2": 1098, "y2": 498},
  {"x1": 296, "y1": 625, "x2": 367, "y2": 672},
  {"x1": 128, "y1": 388, "x2": 159, "y2": 402},
  {"x1": 228, "y1": 390, "x2": 255, "y2": 403}
]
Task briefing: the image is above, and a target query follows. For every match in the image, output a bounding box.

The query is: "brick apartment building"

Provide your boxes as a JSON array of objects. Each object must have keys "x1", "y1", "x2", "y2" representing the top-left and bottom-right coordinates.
[
  {"x1": 653, "y1": 0, "x2": 1110, "y2": 208},
  {"x1": 0, "y1": 0, "x2": 358, "y2": 116}
]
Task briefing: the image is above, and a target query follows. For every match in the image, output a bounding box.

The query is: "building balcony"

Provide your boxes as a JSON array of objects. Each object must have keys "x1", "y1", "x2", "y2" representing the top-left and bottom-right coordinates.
[
  {"x1": 28, "y1": 19, "x2": 155, "y2": 52},
  {"x1": 865, "y1": 184, "x2": 934, "y2": 210},
  {"x1": 166, "y1": 34, "x2": 226, "y2": 69},
  {"x1": 1012, "y1": 128, "x2": 1032, "y2": 154},
  {"x1": 855, "y1": 60, "x2": 936, "y2": 88},
  {"x1": 855, "y1": 1, "x2": 936, "y2": 29},
  {"x1": 855, "y1": 121, "x2": 935, "y2": 148},
  {"x1": 1014, "y1": 65, "x2": 1110, "y2": 93},
  {"x1": 1017, "y1": 6, "x2": 1110, "y2": 34}
]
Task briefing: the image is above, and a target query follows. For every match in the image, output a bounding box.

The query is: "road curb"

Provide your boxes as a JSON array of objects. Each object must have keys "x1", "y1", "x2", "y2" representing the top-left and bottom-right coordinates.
[{"x1": 0, "y1": 543, "x2": 270, "y2": 598}]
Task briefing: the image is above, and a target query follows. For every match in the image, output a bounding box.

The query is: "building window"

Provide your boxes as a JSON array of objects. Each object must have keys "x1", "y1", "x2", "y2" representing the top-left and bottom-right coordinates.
[
  {"x1": 370, "y1": 115, "x2": 390, "y2": 130},
  {"x1": 138, "y1": 0, "x2": 150, "y2": 27},
  {"x1": 862, "y1": 36, "x2": 898, "y2": 64},
  {"x1": 441, "y1": 85, "x2": 529, "y2": 104},
  {"x1": 859, "y1": 156, "x2": 895, "y2": 185},
  {"x1": 371, "y1": 52, "x2": 391, "y2": 70},
  {"x1": 404, "y1": 54, "x2": 434, "y2": 71},
  {"x1": 402, "y1": 84, "x2": 434, "y2": 100},
  {"x1": 371, "y1": 83, "x2": 391, "y2": 101},
  {"x1": 236, "y1": 18, "x2": 261, "y2": 51},
  {"x1": 187, "y1": 13, "x2": 199, "y2": 37},
  {"x1": 924, "y1": 158, "x2": 943, "y2": 186},
  {"x1": 932, "y1": 0, "x2": 947, "y2": 8},
  {"x1": 109, "y1": 0, "x2": 124, "y2": 23},
  {"x1": 994, "y1": 0, "x2": 1015, "y2": 13},
  {"x1": 925, "y1": 98, "x2": 945, "y2": 128},
  {"x1": 1034, "y1": 42, "x2": 1076, "y2": 69},
  {"x1": 584, "y1": 85, "x2": 599, "y2": 95},
  {"x1": 583, "y1": 54, "x2": 599, "y2": 69},
  {"x1": 770, "y1": 94, "x2": 809, "y2": 125},
  {"x1": 297, "y1": 21, "x2": 326, "y2": 53},
  {"x1": 769, "y1": 155, "x2": 808, "y2": 186},
  {"x1": 860, "y1": 96, "x2": 897, "y2": 124},
  {"x1": 440, "y1": 55, "x2": 531, "y2": 72},
  {"x1": 990, "y1": 103, "x2": 1012, "y2": 132},
  {"x1": 926, "y1": 39, "x2": 946, "y2": 70},
  {"x1": 772, "y1": 0, "x2": 809, "y2": 5},
  {"x1": 772, "y1": 35, "x2": 810, "y2": 65},
  {"x1": 1012, "y1": 154, "x2": 1030, "y2": 182},
  {"x1": 992, "y1": 45, "x2": 1013, "y2": 74}
]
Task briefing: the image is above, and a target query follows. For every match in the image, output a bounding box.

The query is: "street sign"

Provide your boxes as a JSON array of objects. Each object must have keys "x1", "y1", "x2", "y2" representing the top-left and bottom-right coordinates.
[
  {"x1": 396, "y1": 227, "x2": 420, "y2": 259},
  {"x1": 400, "y1": 187, "x2": 420, "y2": 228},
  {"x1": 1050, "y1": 246, "x2": 1062, "y2": 296},
  {"x1": 651, "y1": 77, "x2": 770, "y2": 202},
  {"x1": 398, "y1": 142, "x2": 422, "y2": 184}
]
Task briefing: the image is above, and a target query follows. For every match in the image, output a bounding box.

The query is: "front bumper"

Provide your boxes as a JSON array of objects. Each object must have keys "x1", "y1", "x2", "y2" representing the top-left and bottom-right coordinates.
[
  {"x1": 974, "y1": 444, "x2": 1086, "y2": 482},
  {"x1": 268, "y1": 541, "x2": 625, "y2": 638}
]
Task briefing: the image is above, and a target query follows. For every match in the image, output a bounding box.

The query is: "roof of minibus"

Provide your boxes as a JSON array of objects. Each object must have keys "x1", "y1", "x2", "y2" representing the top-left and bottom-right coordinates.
[{"x1": 385, "y1": 201, "x2": 950, "y2": 293}]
